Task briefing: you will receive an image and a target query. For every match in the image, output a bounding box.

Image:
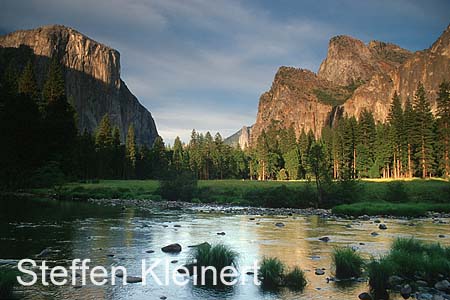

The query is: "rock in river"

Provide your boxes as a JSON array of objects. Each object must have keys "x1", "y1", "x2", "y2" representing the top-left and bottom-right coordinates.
[
  {"x1": 358, "y1": 292, "x2": 372, "y2": 300},
  {"x1": 161, "y1": 243, "x2": 182, "y2": 253},
  {"x1": 434, "y1": 279, "x2": 449, "y2": 291},
  {"x1": 319, "y1": 237, "x2": 330, "y2": 242},
  {"x1": 315, "y1": 269, "x2": 325, "y2": 275},
  {"x1": 379, "y1": 224, "x2": 387, "y2": 230},
  {"x1": 400, "y1": 284, "x2": 412, "y2": 299},
  {"x1": 126, "y1": 276, "x2": 142, "y2": 283}
]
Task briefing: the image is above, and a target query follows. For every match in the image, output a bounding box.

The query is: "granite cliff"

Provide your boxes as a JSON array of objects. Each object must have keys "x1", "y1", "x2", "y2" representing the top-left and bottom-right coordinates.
[
  {"x1": 0, "y1": 25, "x2": 158, "y2": 146},
  {"x1": 249, "y1": 24, "x2": 450, "y2": 145}
]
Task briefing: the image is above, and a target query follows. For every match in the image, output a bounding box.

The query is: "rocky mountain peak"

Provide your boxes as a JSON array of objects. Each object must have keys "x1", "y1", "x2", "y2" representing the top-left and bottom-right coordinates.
[
  {"x1": 0, "y1": 25, "x2": 158, "y2": 146},
  {"x1": 248, "y1": 24, "x2": 450, "y2": 146},
  {"x1": 318, "y1": 34, "x2": 411, "y2": 86}
]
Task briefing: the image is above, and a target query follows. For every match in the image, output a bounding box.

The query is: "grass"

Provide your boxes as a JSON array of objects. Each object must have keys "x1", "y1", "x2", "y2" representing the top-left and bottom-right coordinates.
[
  {"x1": 332, "y1": 201, "x2": 450, "y2": 217},
  {"x1": 367, "y1": 258, "x2": 392, "y2": 300},
  {"x1": 190, "y1": 243, "x2": 238, "y2": 285},
  {"x1": 284, "y1": 267, "x2": 307, "y2": 291},
  {"x1": 258, "y1": 257, "x2": 285, "y2": 288},
  {"x1": 29, "y1": 178, "x2": 450, "y2": 215},
  {"x1": 389, "y1": 238, "x2": 450, "y2": 281},
  {"x1": 368, "y1": 238, "x2": 450, "y2": 299},
  {"x1": 332, "y1": 247, "x2": 365, "y2": 279},
  {"x1": 0, "y1": 268, "x2": 18, "y2": 299}
]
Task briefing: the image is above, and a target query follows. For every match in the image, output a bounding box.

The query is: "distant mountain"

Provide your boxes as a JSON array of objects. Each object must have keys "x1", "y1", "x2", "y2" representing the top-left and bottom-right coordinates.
[
  {"x1": 250, "y1": 24, "x2": 450, "y2": 144},
  {"x1": 0, "y1": 25, "x2": 158, "y2": 146},
  {"x1": 224, "y1": 125, "x2": 252, "y2": 149}
]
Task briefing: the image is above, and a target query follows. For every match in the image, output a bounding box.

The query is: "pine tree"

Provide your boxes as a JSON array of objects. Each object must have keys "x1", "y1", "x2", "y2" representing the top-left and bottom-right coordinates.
[
  {"x1": 357, "y1": 110, "x2": 376, "y2": 177},
  {"x1": 151, "y1": 136, "x2": 168, "y2": 179},
  {"x1": 387, "y1": 92, "x2": 405, "y2": 178},
  {"x1": 412, "y1": 83, "x2": 435, "y2": 177},
  {"x1": 436, "y1": 81, "x2": 450, "y2": 177},
  {"x1": 256, "y1": 130, "x2": 270, "y2": 180},
  {"x1": 96, "y1": 114, "x2": 113, "y2": 147},
  {"x1": 42, "y1": 56, "x2": 65, "y2": 103},
  {"x1": 403, "y1": 98, "x2": 415, "y2": 178},
  {"x1": 172, "y1": 136, "x2": 184, "y2": 171},
  {"x1": 18, "y1": 61, "x2": 40, "y2": 104},
  {"x1": 126, "y1": 124, "x2": 137, "y2": 178}
]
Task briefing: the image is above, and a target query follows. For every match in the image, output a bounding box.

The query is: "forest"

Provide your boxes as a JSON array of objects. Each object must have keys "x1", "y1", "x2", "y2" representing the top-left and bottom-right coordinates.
[{"x1": 0, "y1": 58, "x2": 449, "y2": 190}]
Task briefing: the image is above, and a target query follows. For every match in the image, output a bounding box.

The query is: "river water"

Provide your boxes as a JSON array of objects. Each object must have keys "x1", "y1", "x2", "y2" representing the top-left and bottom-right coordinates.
[{"x1": 0, "y1": 197, "x2": 449, "y2": 300}]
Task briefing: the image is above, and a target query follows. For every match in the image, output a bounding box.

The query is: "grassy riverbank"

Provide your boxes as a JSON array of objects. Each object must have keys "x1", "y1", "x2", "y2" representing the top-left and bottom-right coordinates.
[{"x1": 30, "y1": 178, "x2": 450, "y2": 216}]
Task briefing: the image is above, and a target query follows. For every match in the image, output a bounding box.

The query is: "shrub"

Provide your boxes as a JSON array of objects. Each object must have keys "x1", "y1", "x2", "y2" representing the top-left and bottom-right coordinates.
[
  {"x1": 332, "y1": 247, "x2": 364, "y2": 279},
  {"x1": 284, "y1": 266, "x2": 307, "y2": 291},
  {"x1": 0, "y1": 268, "x2": 18, "y2": 299},
  {"x1": 190, "y1": 243, "x2": 238, "y2": 286},
  {"x1": 258, "y1": 257, "x2": 285, "y2": 288},
  {"x1": 159, "y1": 171, "x2": 197, "y2": 202}
]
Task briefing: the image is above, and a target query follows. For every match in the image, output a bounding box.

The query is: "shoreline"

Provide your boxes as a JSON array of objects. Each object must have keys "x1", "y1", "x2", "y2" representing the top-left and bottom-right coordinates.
[{"x1": 87, "y1": 198, "x2": 450, "y2": 220}]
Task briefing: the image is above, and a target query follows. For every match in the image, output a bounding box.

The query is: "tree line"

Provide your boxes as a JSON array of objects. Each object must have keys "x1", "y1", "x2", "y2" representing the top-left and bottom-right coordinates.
[{"x1": 1, "y1": 55, "x2": 449, "y2": 189}]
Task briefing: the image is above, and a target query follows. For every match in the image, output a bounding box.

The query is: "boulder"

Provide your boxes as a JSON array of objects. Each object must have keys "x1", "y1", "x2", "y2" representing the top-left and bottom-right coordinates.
[
  {"x1": 358, "y1": 292, "x2": 372, "y2": 300},
  {"x1": 434, "y1": 280, "x2": 449, "y2": 291},
  {"x1": 315, "y1": 269, "x2": 325, "y2": 275},
  {"x1": 126, "y1": 276, "x2": 142, "y2": 283},
  {"x1": 378, "y1": 224, "x2": 387, "y2": 230},
  {"x1": 319, "y1": 237, "x2": 330, "y2": 242},
  {"x1": 400, "y1": 284, "x2": 412, "y2": 299},
  {"x1": 161, "y1": 243, "x2": 182, "y2": 253}
]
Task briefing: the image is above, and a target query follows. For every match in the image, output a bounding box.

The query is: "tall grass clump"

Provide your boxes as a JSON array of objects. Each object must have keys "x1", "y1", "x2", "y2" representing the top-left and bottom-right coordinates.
[
  {"x1": 389, "y1": 238, "x2": 450, "y2": 282},
  {"x1": 0, "y1": 268, "x2": 18, "y2": 299},
  {"x1": 284, "y1": 266, "x2": 307, "y2": 291},
  {"x1": 190, "y1": 243, "x2": 238, "y2": 285},
  {"x1": 258, "y1": 257, "x2": 285, "y2": 288},
  {"x1": 332, "y1": 247, "x2": 365, "y2": 279},
  {"x1": 367, "y1": 258, "x2": 393, "y2": 300}
]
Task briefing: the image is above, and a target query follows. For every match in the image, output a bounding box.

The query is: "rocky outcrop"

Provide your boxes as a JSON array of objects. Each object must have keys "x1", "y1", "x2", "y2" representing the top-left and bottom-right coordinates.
[
  {"x1": 318, "y1": 35, "x2": 411, "y2": 86},
  {"x1": 250, "y1": 24, "x2": 450, "y2": 144},
  {"x1": 224, "y1": 125, "x2": 252, "y2": 149},
  {"x1": 0, "y1": 25, "x2": 158, "y2": 146}
]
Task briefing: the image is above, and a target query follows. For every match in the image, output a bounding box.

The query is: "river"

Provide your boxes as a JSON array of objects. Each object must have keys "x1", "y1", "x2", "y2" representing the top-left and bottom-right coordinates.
[{"x1": 0, "y1": 197, "x2": 449, "y2": 300}]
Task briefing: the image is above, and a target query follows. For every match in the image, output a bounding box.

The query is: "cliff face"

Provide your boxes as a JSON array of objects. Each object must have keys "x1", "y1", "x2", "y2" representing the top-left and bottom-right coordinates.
[
  {"x1": 0, "y1": 25, "x2": 158, "y2": 146},
  {"x1": 224, "y1": 125, "x2": 252, "y2": 149},
  {"x1": 250, "y1": 24, "x2": 450, "y2": 144}
]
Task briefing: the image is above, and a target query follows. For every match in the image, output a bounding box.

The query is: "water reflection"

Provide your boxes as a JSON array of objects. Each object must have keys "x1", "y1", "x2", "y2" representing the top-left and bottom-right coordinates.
[{"x1": 1, "y1": 197, "x2": 449, "y2": 300}]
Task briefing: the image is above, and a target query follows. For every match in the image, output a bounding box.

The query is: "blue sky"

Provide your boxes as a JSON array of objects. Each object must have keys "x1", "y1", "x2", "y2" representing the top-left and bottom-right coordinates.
[{"x1": 1, "y1": 0, "x2": 449, "y2": 144}]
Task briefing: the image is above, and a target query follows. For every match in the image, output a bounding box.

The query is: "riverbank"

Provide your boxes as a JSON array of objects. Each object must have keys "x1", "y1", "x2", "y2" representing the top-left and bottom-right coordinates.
[{"x1": 28, "y1": 178, "x2": 450, "y2": 217}]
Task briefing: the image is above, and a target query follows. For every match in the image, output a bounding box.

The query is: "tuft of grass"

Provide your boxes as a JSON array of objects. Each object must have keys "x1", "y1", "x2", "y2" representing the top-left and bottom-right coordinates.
[
  {"x1": 367, "y1": 258, "x2": 392, "y2": 300},
  {"x1": 258, "y1": 257, "x2": 285, "y2": 288},
  {"x1": 284, "y1": 266, "x2": 307, "y2": 291},
  {"x1": 0, "y1": 268, "x2": 18, "y2": 299},
  {"x1": 389, "y1": 238, "x2": 450, "y2": 281},
  {"x1": 190, "y1": 243, "x2": 238, "y2": 285},
  {"x1": 368, "y1": 238, "x2": 450, "y2": 299},
  {"x1": 332, "y1": 247, "x2": 365, "y2": 279}
]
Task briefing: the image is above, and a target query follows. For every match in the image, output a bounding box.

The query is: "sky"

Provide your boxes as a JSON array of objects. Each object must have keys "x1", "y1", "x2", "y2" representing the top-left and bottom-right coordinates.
[{"x1": 1, "y1": 0, "x2": 449, "y2": 144}]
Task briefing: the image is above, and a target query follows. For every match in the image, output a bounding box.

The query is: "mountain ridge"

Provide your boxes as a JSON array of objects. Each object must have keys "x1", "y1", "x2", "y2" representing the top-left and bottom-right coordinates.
[{"x1": 248, "y1": 24, "x2": 450, "y2": 145}]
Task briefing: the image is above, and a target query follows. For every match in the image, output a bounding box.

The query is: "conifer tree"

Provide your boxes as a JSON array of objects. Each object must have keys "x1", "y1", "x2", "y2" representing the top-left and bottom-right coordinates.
[
  {"x1": 172, "y1": 136, "x2": 184, "y2": 171},
  {"x1": 412, "y1": 83, "x2": 435, "y2": 177},
  {"x1": 387, "y1": 92, "x2": 405, "y2": 178},
  {"x1": 436, "y1": 81, "x2": 450, "y2": 177},
  {"x1": 18, "y1": 61, "x2": 40, "y2": 104},
  {"x1": 126, "y1": 124, "x2": 137, "y2": 178},
  {"x1": 42, "y1": 56, "x2": 65, "y2": 103},
  {"x1": 403, "y1": 98, "x2": 415, "y2": 177},
  {"x1": 96, "y1": 114, "x2": 113, "y2": 147}
]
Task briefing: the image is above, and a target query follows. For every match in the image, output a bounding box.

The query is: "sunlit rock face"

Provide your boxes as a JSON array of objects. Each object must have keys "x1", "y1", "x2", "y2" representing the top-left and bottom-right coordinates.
[
  {"x1": 250, "y1": 24, "x2": 450, "y2": 144},
  {"x1": 0, "y1": 25, "x2": 158, "y2": 146}
]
